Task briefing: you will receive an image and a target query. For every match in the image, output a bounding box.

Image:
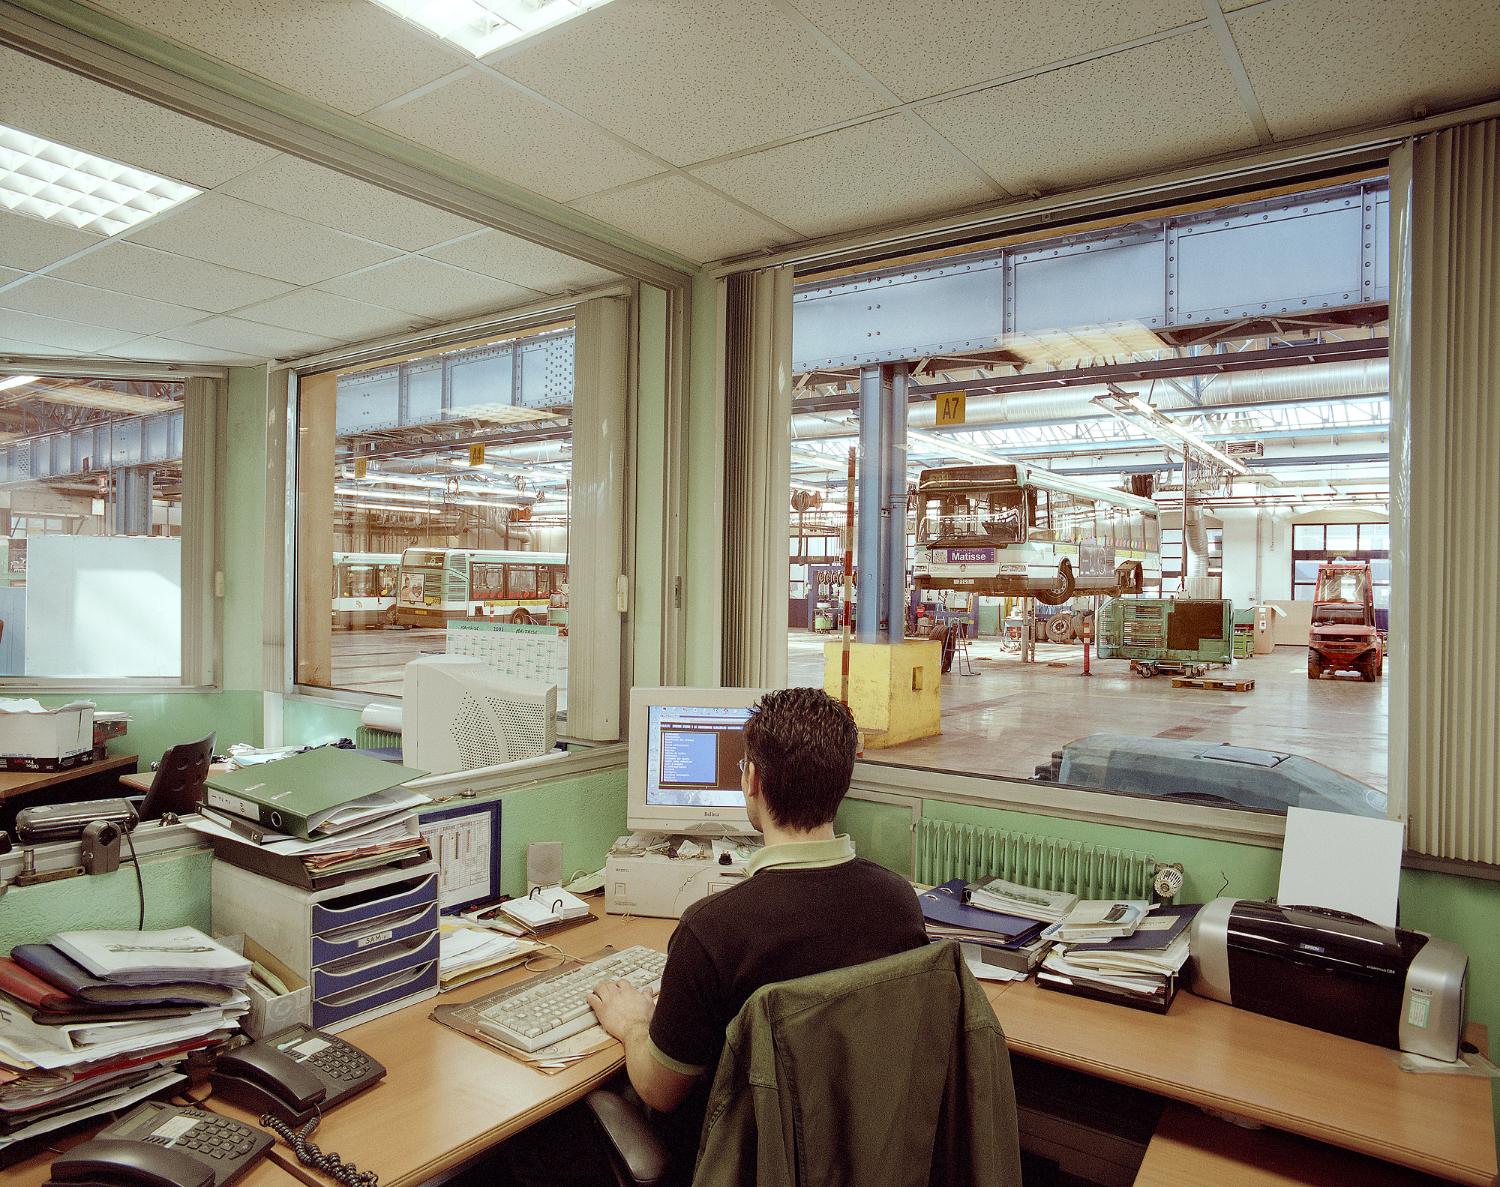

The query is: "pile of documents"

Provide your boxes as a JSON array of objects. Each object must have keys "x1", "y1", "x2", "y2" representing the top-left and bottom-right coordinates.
[
  {"x1": 0, "y1": 927, "x2": 249, "y2": 1154},
  {"x1": 918, "y1": 881, "x2": 1050, "y2": 981},
  {"x1": 1036, "y1": 902, "x2": 1198, "y2": 1013},
  {"x1": 436, "y1": 924, "x2": 540, "y2": 991},
  {"x1": 187, "y1": 747, "x2": 432, "y2": 885},
  {"x1": 498, "y1": 887, "x2": 591, "y2": 936},
  {"x1": 964, "y1": 876, "x2": 1079, "y2": 924}
]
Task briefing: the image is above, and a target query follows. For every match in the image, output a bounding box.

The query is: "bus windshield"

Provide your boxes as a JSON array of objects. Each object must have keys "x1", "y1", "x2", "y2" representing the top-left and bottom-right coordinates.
[{"x1": 919, "y1": 489, "x2": 1026, "y2": 546}]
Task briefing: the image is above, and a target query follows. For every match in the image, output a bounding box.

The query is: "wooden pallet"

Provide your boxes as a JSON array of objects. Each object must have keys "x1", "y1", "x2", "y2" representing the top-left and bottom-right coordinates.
[{"x1": 1172, "y1": 676, "x2": 1255, "y2": 692}]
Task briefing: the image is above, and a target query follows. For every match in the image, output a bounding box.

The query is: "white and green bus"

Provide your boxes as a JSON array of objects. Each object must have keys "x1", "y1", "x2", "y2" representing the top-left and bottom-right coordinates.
[
  {"x1": 396, "y1": 547, "x2": 568, "y2": 626},
  {"x1": 913, "y1": 463, "x2": 1160, "y2": 605}
]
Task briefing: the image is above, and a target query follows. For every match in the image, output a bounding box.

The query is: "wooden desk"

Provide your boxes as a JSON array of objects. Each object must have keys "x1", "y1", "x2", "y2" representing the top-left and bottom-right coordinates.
[
  {"x1": 3, "y1": 1119, "x2": 306, "y2": 1187},
  {"x1": 0, "y1": 754, "x2": 137, "y2": 833},
  {"x1": 983, "y1": 978, "x2": 1498, "y2": 1186},
  {"x1": 1136, "y1": 1101, "x2": 1444, "y2": 1186},
  {"x1": 216, "y1": 909, "x2": 678, "y2": 1187},
  {"x1": 0, "y1": 755, "x2": 137, "y2": 803}
]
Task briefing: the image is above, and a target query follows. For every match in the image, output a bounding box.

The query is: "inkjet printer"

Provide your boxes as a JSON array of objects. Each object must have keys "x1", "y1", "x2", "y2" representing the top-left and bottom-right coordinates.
[{"x1": 1189, "y1": 898, "x2": 1468, "y2": 1061}]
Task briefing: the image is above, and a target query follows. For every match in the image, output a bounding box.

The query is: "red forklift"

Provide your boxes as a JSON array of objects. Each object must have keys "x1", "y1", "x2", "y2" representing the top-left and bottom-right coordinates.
[{"x1": 1308, "y1": 561, "x2": 1383, "y2": 681}]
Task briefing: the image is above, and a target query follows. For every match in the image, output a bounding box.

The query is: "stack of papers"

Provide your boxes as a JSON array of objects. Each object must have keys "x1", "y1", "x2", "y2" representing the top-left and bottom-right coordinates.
[
  {"x1": 964, "y1": 877, "x2": 1079, "y2": 924},
  {"x1": 188, "y1": 748, "x2": 432, "y2": 885},
  {"x1": 0, "y1": 928, "x2": 249, "y2": 1153},
  {"x1": 1036, "y1": 903, "x2": 1198, "y2": 1013},
  {"x1": 437, "y1": 926, "x2": 539, "y2": 990},
  {"x1": 1050, "y1": 900, "x2": 1151, "y2": 943}
]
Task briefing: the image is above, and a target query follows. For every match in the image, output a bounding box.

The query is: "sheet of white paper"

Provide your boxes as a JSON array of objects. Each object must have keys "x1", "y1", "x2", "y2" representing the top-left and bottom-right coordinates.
[
  {"x1": 421, "y1": 810, "x2": 496, "y2": 908},
  {"x1": 1278, "y1": 807, "x2": 1404, "y2": 928}
]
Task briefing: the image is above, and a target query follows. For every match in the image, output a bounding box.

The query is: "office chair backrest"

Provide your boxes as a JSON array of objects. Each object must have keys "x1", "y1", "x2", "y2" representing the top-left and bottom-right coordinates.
[{"x1": 140, "y1": 733, "x2": 216, "y2": 820}]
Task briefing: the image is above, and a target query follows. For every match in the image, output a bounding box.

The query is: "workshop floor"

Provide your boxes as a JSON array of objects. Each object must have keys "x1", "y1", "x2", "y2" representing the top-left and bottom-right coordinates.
[{"x1": 787, "y1": 631, "x2": 1388, "y2": 791}]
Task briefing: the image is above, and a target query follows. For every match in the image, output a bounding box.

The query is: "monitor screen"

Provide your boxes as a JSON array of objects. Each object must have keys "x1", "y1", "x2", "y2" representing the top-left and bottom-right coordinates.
[{"x1": 644, "y1": 704, "x2": 750, "y2": 809}]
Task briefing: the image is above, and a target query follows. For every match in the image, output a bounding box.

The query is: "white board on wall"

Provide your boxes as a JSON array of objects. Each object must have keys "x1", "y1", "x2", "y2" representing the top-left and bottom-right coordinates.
[{"x1": 25, "y1": 536, "x2": 181, "y2": 678}]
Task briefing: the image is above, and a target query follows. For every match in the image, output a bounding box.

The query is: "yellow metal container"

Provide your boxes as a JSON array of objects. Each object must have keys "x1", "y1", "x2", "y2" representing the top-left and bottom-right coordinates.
[{"x1": 823, "y1": 639, "x2": 942, "y2": 749}]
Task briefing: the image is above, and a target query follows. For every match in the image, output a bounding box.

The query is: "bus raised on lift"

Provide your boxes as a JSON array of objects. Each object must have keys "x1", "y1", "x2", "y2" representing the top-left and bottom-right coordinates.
[{"x1": 913, "y1": 463, "x2": 1161, "y2": 605}]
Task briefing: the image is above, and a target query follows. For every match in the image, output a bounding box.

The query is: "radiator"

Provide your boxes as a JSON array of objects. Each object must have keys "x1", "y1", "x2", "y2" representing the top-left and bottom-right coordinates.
[
  {"x1": 914, "y1": 819, "x2": 1159, "y2": 900},
  {"x1": 356, "y1": 726, "x2": 401, "y2": 750}
]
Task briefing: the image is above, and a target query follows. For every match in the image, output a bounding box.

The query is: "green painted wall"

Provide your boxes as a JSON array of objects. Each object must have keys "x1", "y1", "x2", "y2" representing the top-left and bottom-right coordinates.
[
  {"x1": 0, "y1": 849, "x2": 213, "y2": 953},
  {"x1": 496, "y1": 767, "x2": 628, "y2": 896},
  {"x1": 33, "y1": 690, "x2": 261, "y2": 769},
  {"x1": 838, "y1": 795, "x2": 1500, "y2": 1036},
  {"x1": 282, "y1": 699, "x2": 364, "y2": 747}
]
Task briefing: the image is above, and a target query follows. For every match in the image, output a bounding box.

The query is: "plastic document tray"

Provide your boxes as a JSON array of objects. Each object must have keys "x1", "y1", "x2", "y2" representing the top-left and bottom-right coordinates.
[{"x1": 213, "y1": 860, "x2": 441, "y2": 1032}]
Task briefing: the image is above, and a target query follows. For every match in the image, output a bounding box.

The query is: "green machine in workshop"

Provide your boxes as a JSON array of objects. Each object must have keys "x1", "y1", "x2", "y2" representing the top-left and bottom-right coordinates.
[{"x1": 1095, "y1": 597, "x2": 1234, "y2": 677}]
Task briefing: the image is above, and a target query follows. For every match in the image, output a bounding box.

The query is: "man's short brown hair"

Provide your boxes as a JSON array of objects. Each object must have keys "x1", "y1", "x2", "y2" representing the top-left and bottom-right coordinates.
[{"x1": 743, "y1": 688, "x2": 858, "y2": 830}]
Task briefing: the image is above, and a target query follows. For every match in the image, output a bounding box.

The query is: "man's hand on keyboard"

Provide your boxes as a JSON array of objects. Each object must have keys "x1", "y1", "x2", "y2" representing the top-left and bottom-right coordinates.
[{"x1": 587, "y1": 977, "x2": 654, "y2": 1042}]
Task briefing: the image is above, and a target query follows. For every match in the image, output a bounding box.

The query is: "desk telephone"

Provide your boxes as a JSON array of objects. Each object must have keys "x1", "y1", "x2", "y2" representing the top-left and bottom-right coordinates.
[{"x1": 44, "y1": 1025, "x2": 385, "y2": 1187}]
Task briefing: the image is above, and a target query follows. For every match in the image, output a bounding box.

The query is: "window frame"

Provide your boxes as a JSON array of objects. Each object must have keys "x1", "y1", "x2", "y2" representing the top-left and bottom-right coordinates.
[
  {"x1": 281, "y1": 288, "x2": 641, "y2": 738},
  {"x1": 1290, "y1": 520, "x2": 1391, "y2": 605},
  {"x1": 0, "y1": 363, "x2": 225, "y2": 693}
]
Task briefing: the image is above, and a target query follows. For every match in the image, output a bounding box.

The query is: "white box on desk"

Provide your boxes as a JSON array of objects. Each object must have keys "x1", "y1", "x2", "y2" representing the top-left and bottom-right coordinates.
[
  {"x1": 0, "y1": 700, "x2": 93, "y2": 768},
  {"x1": 240, "y1": 937, "x2": 310, "y2": 1039},
  {"x1": 605, "y1": 851, "x2": 749, "y2": 919}
]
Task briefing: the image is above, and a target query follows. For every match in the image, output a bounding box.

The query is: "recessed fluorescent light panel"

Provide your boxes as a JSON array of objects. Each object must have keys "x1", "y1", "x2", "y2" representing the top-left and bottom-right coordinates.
[
  {"x1": 369, "y1": 0, "x2": 617, "y2": 56},
  {"x1": 0, "y1": 124, "x2": 200, "y2": 237}
]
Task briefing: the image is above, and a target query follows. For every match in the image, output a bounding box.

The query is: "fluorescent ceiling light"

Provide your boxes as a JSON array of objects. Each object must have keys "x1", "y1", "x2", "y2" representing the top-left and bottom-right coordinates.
[
  {"x1": 0, "y1": 375, "x2": 39, "y2": 392},
  {"x1": 1093, "y1": 392, "x2": 1249, "y2": 476},
  {"x1": 368, "y1": 0, "x2": 617, "y2": 57},
  {"x1": 907, "y1": 428, "x2": 1007, "y2": 466},
  {"x1": 0, "y1": 125, "x2": 199, "y2": 236}
]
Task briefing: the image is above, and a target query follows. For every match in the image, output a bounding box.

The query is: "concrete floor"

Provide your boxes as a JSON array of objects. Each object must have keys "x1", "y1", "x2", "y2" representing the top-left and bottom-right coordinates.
[
  {"x1": 786, "y1": 630, "x2": 1387, "y2": 791},
  {"x1": 330, "y1": 626, "x2": 446, "y2": 698}
]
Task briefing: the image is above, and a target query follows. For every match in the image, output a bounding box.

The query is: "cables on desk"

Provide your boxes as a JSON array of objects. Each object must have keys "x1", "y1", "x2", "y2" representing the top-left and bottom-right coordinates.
[
  {"x1": 261, "y1": 1111, "x2": 378, "y2": 1187},
  {"x1": 117, "y1": 799, "x2": 145, "y2": 929}
]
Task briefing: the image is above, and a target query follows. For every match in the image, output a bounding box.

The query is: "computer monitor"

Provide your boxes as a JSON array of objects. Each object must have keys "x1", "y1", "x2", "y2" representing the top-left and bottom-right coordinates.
[
  {"x1": 627, "y1": 686, "x2": 766, "y2": 836},
  {"x1": 403, "y1": 655, "x2": 556, "y2": 775}
]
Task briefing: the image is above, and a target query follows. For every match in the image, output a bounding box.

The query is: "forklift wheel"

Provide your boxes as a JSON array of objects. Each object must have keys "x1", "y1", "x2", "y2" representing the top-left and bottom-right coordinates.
[{"x1": 1307, "y1": 654, "x2": 1322, "y2": 680}]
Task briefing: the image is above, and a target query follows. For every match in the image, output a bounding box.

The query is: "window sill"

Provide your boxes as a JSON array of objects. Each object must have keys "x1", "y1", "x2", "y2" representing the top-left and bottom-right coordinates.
[{"x1": 0, "y1": 680, "x2": 219, "y2": 694}]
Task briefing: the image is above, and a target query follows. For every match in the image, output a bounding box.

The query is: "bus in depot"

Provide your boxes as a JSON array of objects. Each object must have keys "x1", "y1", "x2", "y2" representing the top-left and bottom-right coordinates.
[
  {"x1": 395, "y1": 547, "x2": 568, "y2": 627},
  {"x1": 913, "y1": 463, "x2": 1160, "y2": 605},
  {"x1": 332, "y1": 552, "x2": 401, "y2": 628}
]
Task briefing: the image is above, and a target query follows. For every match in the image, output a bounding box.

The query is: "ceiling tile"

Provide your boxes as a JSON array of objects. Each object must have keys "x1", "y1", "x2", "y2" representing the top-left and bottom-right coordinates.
[
  {"x1": 48, "y1": 242, "x2": 295, "y2": 314},
  {"x1": 922, "y1": 31, "x2": 1259, "y2": 195},
  {"x1": 0, "y1": 309, "x2": 136, "y2": 352},
  {"x1": 496, "y1": 0, "x2": 884, "y2": 166},
  {"x1": 0, "y1": 268, "x2": 24, "y2": 287},
  {"x1": 1230, "y1": 0, "x2": 1500, "y2": 140},
  {"x1": 1, "y1": 47, "x2": 277, "y2": 188},
  {"x1": 571, "y1": 175, "x2": 794, "y2": 264},
  {"x1": 315, "y1": 256, "x2": 542, "y2": 319},
  {"x1": 160, "y1": 315, "x2": 341, "y2": 360},
  {"x1": 370, "y1": 69, "x2": 661, "y2": 203},
  {"x1": 0, "y1": 210, "x2": 104, "y2": 272},
  {"x1": 217, "y1": 155, "x2": 484, "y2": 251},
  {"x1": 126, "y1": 194, "x2": 401, "y2": 286},
  {"x1": 234, "y1": 288, "x2": 424, "y2": 340},
  {"x1": 85, "y1": 0, "x2": 463, "y2": 115},
  {"x1": 0, "y1": 334, "x2": 82, "y2": 358},
  {"x1": 787, "y1": 0, "x2": 1205, "y2": 101},
  {"x1": 424, "y1": 231, "x2": 620, "y2": 294},
  {"x1": 0, "y1": 277, "x2": 203, "y2": 336},
  {"x1": 101, "y1": 337, "x2": 265, "y2": 366},
  {"x1": 692, "y1": 115, "x2": 994, "y2": 238}
]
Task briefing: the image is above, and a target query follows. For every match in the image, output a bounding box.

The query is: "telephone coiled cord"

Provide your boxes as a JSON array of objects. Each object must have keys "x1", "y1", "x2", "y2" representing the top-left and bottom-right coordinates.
[{"x1": 261, "y1": 1111, "x2": 378, "y2": 1187}]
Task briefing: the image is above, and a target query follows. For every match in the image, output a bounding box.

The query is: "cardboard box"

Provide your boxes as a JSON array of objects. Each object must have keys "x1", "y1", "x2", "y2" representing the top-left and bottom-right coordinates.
[
  {"x1": 0, "y1": 700, "x2": 94, "y2": 770},
  {"x1": 239, "y1": 937, "x2": 310, "y2": 1040}
]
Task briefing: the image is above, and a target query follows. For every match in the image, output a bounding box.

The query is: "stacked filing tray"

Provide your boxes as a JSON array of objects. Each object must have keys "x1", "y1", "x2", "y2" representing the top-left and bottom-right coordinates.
[{"x1": 213, "y1": 860, "x2": 440, "y2": 1032}]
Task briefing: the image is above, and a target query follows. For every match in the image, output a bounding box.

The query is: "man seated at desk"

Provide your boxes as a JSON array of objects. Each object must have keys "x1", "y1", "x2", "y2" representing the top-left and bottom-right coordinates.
[{"x1": 503, "y1": 687, "x2": 928, "y2": 1185}]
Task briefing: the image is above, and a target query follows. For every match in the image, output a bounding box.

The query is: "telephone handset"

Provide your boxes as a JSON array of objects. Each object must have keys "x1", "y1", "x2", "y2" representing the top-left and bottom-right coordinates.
[
  {"x1": 45, "y1": 1101, "x2": 273, "y2": 1187},
  {"x1": 209, "y1": 1024, "x2": 386, "y2": 1125}
]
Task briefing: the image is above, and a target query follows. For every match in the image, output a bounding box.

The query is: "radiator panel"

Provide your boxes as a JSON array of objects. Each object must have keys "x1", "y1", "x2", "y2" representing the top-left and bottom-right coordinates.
[{"x1": 914, "y1": 818, "x2": 1158, "y2": 900}]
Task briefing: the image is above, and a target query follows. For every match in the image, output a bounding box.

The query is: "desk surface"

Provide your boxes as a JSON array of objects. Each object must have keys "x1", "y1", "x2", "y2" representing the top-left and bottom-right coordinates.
[
  {"x1": 220, "y1": 909, "x2": 678, "y2": 1187},
  {"x1": 118, "y1": 762, "x2": 233, "y2": 794},
  {"x1": 0, "y1": 754, "x2": 137, "y2": 802},
  {"x1": 984, "y1": 977, "x2": 1498, "y2": 1186}
]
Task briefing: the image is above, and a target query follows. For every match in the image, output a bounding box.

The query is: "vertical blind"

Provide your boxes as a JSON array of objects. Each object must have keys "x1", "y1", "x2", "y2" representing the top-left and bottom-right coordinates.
[
  {"x1": 721, "y1": 267, "x2": 793, "y2": 688},
  {"x1": 1391, "y1": 118, "x2": 1500, "y2": 863}
]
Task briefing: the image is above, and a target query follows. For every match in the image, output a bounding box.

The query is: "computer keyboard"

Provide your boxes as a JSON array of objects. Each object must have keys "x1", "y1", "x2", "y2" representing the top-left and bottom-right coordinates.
[{"x1": 477, "y1": 945, "x2": 668, "y2": 1053}]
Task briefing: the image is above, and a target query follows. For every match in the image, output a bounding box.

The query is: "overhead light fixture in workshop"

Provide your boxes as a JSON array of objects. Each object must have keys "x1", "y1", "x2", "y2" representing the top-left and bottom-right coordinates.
[
  {"x1": 368, "y1": 0, "x2": 617, "y2": 56},
  {"x1": 0, "y1": 125, "x2": 199, "y2": 236},
  {"x1": 1092, "y1": 388, "x2": 1249, "y2": 476},
  {"x1": 0, "y1": 375, "x2": 40, "y2": 392},
  {"x1": 906, "y1": 428, "x2": 1007, "y2": 466},
  {"x1": 1006, "y1": 321, "x2": 1167, "y2": 367}
]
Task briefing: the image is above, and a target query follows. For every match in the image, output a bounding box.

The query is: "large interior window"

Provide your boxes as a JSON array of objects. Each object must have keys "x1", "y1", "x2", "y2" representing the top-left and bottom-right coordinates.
[
  {"x1": 781, "y1": 175, "x2": 1392, "y2": 816},
  {"x1": 0, "y1": 374, "x2": 201, "y2": 681},
  {"x1": 293, "y1": 326, "x2": 574, "y2": 706}
]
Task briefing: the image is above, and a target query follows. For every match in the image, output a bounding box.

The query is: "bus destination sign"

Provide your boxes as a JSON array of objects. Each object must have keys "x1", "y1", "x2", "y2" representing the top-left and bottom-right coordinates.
[{"x1": 942, "y1": 548, "x2": 995, "y2": 564}]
